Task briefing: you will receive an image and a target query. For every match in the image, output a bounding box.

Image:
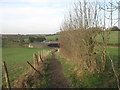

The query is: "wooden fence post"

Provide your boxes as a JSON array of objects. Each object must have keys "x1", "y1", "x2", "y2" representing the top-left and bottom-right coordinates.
[
  {"x1": 41, "y1": 50, "x2": 43, "y2": 59},
  {"x1": 42, "y1": 50, "x2": 44, "y2": 58},
  {"x1": 40, "y1": 52, "x2": 44, "y2": 63},
  {"x1": 2, "y1": 61, "x2": 11, "y2": 90},
  {"x1": 38, "y1": 51, "x2": 43, "y2": 63},
  {"x1": 33, "y1": 54, "x2": 36, "y2": 68},
  {"x1": 34, "y1": 54, "x2": 39, "y2": 66},
  {"x1": 38, "y1": 51, "x2": 41, "y2": 62}
]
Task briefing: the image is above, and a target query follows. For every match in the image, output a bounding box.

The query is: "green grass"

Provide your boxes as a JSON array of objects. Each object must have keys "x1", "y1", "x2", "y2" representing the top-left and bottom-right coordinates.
[
  {"x1": 32, "y1": 53, "x2": 53, "y2": 88},
  {"x1": 2, "y1": 39, "x2": 28, "y2": 48},
  {"x1": 29, "y1": 53, "x2": 53, "y2": 88},
  {"x1": 55, "y1": 53, "x2": 81, "y2": 88},
  {"x1": 2, "y1": 47, "x2": 50, "y2": 87},
  {"x1": 56, "y1": 47, "x2": 119, "y2": 88},
  {"x1": 108, "y1": 31, "x2": 119, "y2": 44},
  {"x1": 106, "y1": 47, "x2": 120, "y2": 71},
  {"x1": 44, "y1": 31, "x2": 119, "y2": 44},
  {"x1": 96, "y1": 31, "x2": 119, "y2": 45},
  {"x1": 45, "y1": 35, "x2": 59, "y2": 41}
]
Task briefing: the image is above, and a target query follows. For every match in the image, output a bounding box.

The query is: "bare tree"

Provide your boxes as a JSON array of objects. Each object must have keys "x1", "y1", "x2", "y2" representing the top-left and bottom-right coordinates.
[{"x1": 60, "y1": 0, "x2": 103, "y2": 72}]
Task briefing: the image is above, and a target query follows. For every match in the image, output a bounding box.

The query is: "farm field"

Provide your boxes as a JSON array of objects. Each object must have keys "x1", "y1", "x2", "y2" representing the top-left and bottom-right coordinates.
[
  {"x1": 45, "y1": 35, "x2": 59, "y2": 41},
  {"x1": 2, "y1": 39, "x2": 28, "y2": 48},
  {"x1": 2, "y1": 47, "x2": 50, "y2": 86},
  {"x1": 96, "y1": 31, "x2": 119, "y2": 45},
  {"x1": 45, "y1": 31, "x2": 119, "y2": 45},
  {"x1": 108, "y1": 31, "x2": 119, "y2": 44}
]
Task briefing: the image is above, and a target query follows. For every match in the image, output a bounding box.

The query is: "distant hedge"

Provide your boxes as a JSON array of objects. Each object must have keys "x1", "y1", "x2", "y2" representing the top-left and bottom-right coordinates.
[
  {"x1": 110, "y1": 26, "x2": 120, "y2": 31},
  {"x1": 29, "y1": 36, "x2": 46, "y2": 43}
]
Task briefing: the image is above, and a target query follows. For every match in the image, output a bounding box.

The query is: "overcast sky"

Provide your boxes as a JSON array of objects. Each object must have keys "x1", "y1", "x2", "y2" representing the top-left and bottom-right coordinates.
[
  {"x1": 0, "y1": 0, "x2": 74, "y2": 34},
  {"x1": 0, "y1": 0, "x2": 118, "y2": 34}
]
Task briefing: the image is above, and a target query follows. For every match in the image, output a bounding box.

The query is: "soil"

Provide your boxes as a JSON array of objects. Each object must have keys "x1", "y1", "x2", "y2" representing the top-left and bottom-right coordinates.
[{"x1": 49, "y1": 52, "x2": 70, "y2": 88}]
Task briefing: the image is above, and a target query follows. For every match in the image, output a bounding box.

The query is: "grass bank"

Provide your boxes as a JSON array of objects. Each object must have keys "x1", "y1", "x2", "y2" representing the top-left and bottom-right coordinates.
[{"x1": 55, "y1": 47, "x2": 119, "y2": 88}]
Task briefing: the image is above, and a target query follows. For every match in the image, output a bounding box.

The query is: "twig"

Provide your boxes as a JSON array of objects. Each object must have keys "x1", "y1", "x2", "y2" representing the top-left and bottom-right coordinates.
[
  {"x1": 2, "y1": 61, "x2": 11, "y2": 90},
  {"x1": 27, "y1": 61, "x2": 42, "y2": 76}
]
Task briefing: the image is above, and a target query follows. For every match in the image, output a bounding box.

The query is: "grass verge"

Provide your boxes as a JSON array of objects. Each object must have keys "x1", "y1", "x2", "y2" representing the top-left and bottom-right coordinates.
[
  {"x1": 55, "y1": 47, "x2": 119, "y2": 88},
  {"x1": 31, "y1": 53, "x2": 53, "y2": 88}
]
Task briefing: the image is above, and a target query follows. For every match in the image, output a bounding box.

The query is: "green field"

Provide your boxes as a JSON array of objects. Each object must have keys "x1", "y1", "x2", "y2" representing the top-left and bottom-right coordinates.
[
  {"x1": 45, "y1": 35, "x2": 59, "y2": 41},
  {"x1": 108, "y1": 31, "x2": 119, "y2": 44},
  {"x1": 2, "y1": 47, "x2": 50, "y2": 87},
  {"x1": 2, "y1": 39, "x2": 28, "y2": 48},
  {"x1": 96, "y1": 31, "x2": 119, "y2": 45},
  {"x1": 45, "y1": 31, "x2": 119, "y2": 45}
]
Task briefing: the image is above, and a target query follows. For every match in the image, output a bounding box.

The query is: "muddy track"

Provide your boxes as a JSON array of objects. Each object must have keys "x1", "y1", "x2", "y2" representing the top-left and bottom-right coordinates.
[{"x1": 49, "y1": 52, "x2": 70, "y2": 88}]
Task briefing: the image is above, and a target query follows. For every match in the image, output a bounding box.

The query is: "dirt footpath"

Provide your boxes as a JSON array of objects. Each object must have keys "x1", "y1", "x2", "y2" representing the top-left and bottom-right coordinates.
[{"x1": 49, "y1": 53, "x2": 70, "y2": 88}]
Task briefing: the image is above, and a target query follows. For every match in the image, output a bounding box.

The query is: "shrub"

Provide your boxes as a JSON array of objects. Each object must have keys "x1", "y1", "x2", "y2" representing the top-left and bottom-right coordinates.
[
  {"x1": 110, "y1": 26, "x2": 120, "y2": 31},
  {"x1": 60, "y1": 0, "x2": 110, "y2": 73},
  {"x1": 29, "y1": 36, "x2": 46, "y2": 43}
]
